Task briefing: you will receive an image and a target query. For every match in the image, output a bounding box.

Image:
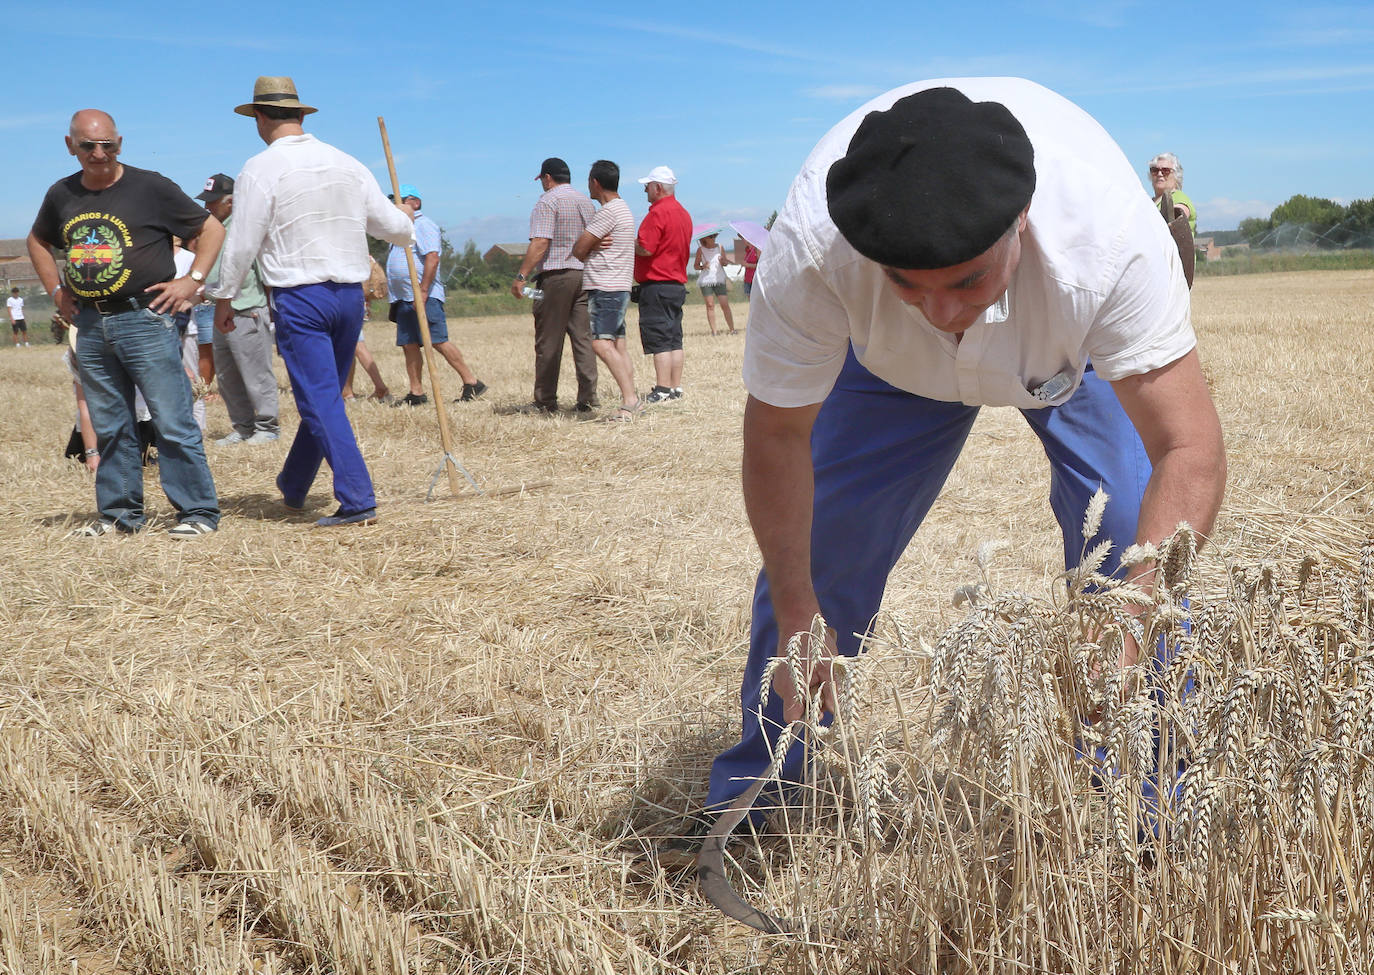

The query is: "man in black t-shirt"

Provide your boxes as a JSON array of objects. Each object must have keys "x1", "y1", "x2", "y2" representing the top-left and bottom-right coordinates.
[{"x1": 27, "y1": 108, "x2": 226, "y2": 539}]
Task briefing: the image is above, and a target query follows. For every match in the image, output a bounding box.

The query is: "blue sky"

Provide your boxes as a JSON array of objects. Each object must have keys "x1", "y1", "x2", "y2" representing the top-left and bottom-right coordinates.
[{"x1": 5, "y1": 1, "x2": 1371, "y2": 249}]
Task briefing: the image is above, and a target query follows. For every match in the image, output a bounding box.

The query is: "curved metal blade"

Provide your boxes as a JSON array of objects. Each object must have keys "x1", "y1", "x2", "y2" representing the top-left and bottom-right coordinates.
[{"x1": 696, "y1": 775, "x2": 796, "y2": 934}]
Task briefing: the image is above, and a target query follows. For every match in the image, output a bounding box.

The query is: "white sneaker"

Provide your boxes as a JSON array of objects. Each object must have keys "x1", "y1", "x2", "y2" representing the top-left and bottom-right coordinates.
[
  {"x1": 71, "y1": 520, "x2": 119, "y2": 537},
  {"x1": 168, "y1": 520, "x2": 216, "y2": 539},
  {"x1": 245, "y1": 431, "x2": 280, "y2": 444},
  {"x1": 216, "y1": 431, "x2": 246, "y2": 445}
]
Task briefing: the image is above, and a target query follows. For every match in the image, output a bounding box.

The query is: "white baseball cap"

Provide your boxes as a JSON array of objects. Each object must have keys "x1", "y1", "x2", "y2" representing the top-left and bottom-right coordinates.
[{"x1": 637, "y1": 165, "x2": 677, "y2": 186}]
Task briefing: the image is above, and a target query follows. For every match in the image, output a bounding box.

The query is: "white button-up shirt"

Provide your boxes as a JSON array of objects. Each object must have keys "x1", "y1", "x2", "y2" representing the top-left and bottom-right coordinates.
[
  {"x1": 210, "y1": 134, "x2": 414, "y2": 300},
  {"x1": 744, "y1": 78, "x2": 1194, "y2": 410}
]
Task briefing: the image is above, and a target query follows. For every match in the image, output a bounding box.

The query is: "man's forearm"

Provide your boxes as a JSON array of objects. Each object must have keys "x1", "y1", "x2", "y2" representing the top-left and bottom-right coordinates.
[
  {"x1": 517, "y1": 238, "x2": 551, "y2": 279},
  {"x1": 743, "y1": 396, "x2": 825, "y2": 635},
  {"x1": 1134, "y1": 445, "x2": 1225, "y2": 557},
  {"x1": 419, "y1": 253, "x2": 439, "y2": 297},
  {"x1": 188, "y1": 216, "x2": 225, "y2": 281},
  {"x1": 571, "y1": 230, "x2": 599, "y2": 263},
  {"x1": 26, "y1": 232, "x2": 62, "y2": 296}
]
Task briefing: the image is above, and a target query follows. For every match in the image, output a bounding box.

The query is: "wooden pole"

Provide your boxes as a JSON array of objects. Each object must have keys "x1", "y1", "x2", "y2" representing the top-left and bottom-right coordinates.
[{"x1": 377, "y1": 116, "x2": 463, "y2": 497}]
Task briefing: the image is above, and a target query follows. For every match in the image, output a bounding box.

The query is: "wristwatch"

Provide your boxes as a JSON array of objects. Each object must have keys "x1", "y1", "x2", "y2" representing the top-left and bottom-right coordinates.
[
  {"x1": 189, "y1": 269, "x2": 206, "y2": 283},
  {"x1": 514, "y1": 273, "x2": 527, "y2": 282}
]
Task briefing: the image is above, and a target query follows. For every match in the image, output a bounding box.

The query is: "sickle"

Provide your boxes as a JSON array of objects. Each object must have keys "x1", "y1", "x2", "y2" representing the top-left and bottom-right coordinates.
[{"x1": 697, "y1": 773, "x2": 798, "y2": 934}]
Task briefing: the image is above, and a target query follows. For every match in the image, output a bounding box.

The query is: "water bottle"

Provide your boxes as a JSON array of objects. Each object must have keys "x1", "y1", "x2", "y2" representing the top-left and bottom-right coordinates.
[{"x1": 521, "y1": 286, "x2": 544, "y2": 300}]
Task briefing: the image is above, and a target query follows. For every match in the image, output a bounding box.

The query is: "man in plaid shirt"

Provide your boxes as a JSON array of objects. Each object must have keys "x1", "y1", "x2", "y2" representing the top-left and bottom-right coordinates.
[{"x1": 510, "y1": 157, "x2": 599, "y2": 414}]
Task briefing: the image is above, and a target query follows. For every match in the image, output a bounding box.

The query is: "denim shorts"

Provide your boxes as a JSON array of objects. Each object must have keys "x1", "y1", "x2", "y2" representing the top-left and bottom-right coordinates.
[
  {"x1": 191, "y1": 303, "x2": 216, "y2": 344},
  {"x1": 699, "y1": 281, "x2": 728, "y2": 298},
  {"x1": 392, "y1": 297, "x2": 449, "y2": 346},
  {"x1": 586, "y1": 289, "x2": 630, "y2": 340}
]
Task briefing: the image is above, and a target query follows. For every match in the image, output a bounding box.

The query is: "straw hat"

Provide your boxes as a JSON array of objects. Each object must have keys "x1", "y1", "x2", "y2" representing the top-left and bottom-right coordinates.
[{"x1": 234, "y1": 76, "x2": 318, "y2": 117}]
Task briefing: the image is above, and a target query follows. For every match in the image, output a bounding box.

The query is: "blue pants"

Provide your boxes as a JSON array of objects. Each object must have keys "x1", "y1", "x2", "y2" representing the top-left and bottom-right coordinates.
[
  {"x1": 707, "y1": 346, "x2": 1152, "y2": 810},
  {"x1": 272, "y1": 282, "x2": 376, "y2": 514},
  {"x1": 74, "y1": 305, "x2": 220, "y2": 530}
]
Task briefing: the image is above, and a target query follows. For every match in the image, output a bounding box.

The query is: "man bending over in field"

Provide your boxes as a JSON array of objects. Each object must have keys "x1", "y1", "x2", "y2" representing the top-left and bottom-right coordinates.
[{"x1": 699, "y1": 79, "x2": 1226, "y2": 848}]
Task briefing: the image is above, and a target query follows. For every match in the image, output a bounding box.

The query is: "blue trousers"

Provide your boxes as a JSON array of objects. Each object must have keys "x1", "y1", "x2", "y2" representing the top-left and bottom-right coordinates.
[
  {"x1": 707, "y1": 347, "x2": 1152, "y2": 810},
  {"x1": 74, "y1": 305, "x2": 220, "y2": 530},
  {"x1": 272, "y1": 282, "x2": 376, "y2": 514}
]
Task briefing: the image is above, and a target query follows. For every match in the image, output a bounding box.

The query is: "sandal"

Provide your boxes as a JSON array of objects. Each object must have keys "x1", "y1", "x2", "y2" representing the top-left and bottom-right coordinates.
[{"x1": 601, "y1": 406, "x2": 636, "y2": 423}]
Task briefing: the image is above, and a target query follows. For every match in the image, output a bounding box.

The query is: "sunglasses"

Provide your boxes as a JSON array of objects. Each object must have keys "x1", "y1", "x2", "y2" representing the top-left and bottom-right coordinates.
[
  {"x1": 1148, "y1": 166, "x2": 1174, "y2": 176},
  {"x1": 75, "y1": 139, "x2": 119, "y2": 153}
]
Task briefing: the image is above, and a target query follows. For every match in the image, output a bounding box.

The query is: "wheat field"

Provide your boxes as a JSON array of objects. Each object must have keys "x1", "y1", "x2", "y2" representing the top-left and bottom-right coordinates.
[{"x1": 0, "y1": 271, "x2": 1370, "y2": 974}]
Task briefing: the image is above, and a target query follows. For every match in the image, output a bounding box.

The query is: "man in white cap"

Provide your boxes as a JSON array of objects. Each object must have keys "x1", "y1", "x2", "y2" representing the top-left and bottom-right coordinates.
[
  {"x1": 210, "y1": 76, "x2": 415, "y2": 527},
  {"x1": 701, "y1": 78, "x2": 1225, "y2": 839},
  {"x1": 633, "y1": 165, "x2": 692, "y2": 403}
]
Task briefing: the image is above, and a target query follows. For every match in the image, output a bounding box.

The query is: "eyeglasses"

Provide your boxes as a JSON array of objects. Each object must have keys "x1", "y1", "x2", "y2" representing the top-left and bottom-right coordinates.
[
  {"x1": 75, "y1": 139, "x2": 118, "y2": 153},
  {"x1": 1148, "y1": 166, "x2": 1174, "y2": 176}
]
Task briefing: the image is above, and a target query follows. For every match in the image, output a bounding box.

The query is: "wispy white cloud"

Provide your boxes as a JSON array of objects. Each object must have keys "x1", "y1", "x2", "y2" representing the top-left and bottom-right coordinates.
[
  {"x1": 0, "y1": 114, "x2": 64, "y2": 131},
  {"x1": 606, "y1": 18, "x2": 837, "y2": 67},
  {"x1": 1199, "y1": 197, "x2": 1274, "y2": 230},
  {"x1": 439, "y1": 213, "x2": 530, "y2": 248},
  {"x1": 804, "y1": 84, "x2": 883, "y2": 101},
  {"x1": 1080, "y1": 62, "x2": 1374, "y2": 96}
]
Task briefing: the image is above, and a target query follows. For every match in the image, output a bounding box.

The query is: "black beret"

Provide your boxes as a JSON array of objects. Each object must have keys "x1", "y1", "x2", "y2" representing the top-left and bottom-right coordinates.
[{"x1": 825, "y1": 87, "x2": 1036, "y2": 269}]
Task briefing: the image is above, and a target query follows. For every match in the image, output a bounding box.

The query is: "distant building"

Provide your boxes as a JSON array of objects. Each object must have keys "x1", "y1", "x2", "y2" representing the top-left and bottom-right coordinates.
[
  {"x1": 484, "y1": 243, "x2": 527, "y2": 263},
  {"x1": 1194, "y1": 234, "x2": 1251, "y2": 262},
  {"x1": 0, "y1": 238, "x2": 60, "y2": 290}
]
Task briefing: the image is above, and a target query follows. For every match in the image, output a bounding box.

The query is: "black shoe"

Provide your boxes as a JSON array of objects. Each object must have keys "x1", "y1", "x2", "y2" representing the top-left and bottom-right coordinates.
[
  {"x1": 575, "y1": 402, "x2": 594, "y2": 413},
  {"x1": 458, "y1": 380, "x2": 488, "y2": 402},
  {"x1": 647, "y1": 816, "x2": 718, "y2": 871},
  {"x1": 669, "y1": 387, "x2": 683, "y2": 400},
  {"x1": 514, "y1": 401, "x2": 557, "y2": 415},
  {"x1": 643, "y1": 386, "x2": 673, "y2": 404},
  {"x1": 393, "y1": 392, "x2": 429, "y2": 407}
]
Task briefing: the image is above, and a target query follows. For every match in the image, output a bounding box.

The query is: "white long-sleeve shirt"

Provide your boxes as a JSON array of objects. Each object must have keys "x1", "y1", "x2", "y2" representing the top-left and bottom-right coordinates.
[{"x1": 209, "y1": 133, "x2": 414, "y2": 300}]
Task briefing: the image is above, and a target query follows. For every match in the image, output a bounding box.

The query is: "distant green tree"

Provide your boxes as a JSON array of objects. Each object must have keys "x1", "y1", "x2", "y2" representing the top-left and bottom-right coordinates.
[
  {"x1": 442, "y1": 237, "x2": 502, "y2": 293},
  {"x1": 366, "y1": 234, "x2": 388, "y2": 266},
  {"x1": 1345, "y1": 198, "x2": 1374, "y2": 233},
  {"x1": 1238, "y1": 216, "x2": 1271, "y2": 243},
  {"x1": 1269, "y1": 195, "x2": 1346, "y2": 232}
]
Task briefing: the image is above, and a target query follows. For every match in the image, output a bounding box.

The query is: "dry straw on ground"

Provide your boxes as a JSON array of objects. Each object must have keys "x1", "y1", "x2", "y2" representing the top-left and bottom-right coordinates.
[{"x1": 0, "y1": 271, "x2": 1370, "y2": 973}]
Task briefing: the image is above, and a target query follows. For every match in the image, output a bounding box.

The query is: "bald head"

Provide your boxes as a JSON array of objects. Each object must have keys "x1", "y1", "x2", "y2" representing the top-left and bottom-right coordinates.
[
  {"x1": 66, "y1": 109, "x2": 123, "y2": 189},
  {"x1": 70, "y1": 109, "x2": 118, "y2": 140}
]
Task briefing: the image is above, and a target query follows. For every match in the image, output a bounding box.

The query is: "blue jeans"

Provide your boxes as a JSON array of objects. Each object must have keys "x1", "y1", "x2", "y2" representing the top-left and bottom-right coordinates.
[
  {"x1": 74, "y1": 305, "x2": 220, "y2": 530},
  {"x1": 707, "y1": 346, "x2": 1153, "y2": 815},
  {"x1": 272, "y1": 281, "x2": 375, "y2": 514}
]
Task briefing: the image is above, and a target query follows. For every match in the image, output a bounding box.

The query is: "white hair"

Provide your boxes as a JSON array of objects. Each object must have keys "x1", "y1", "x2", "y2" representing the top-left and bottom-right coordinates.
[{"x1": 1148, "y1": 152, "x2": 1183, "y2": 188}]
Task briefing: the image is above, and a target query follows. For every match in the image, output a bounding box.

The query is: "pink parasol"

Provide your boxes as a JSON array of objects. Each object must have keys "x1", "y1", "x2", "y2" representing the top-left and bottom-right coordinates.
[{"x1": 728, "y1": 220, "x2": 770, "y2": 250}]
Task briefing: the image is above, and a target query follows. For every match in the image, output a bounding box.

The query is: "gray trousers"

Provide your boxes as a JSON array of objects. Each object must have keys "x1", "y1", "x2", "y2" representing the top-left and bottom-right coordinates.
[{"x1": 211, "y1": 305, "x2": 279, "y2": 436}]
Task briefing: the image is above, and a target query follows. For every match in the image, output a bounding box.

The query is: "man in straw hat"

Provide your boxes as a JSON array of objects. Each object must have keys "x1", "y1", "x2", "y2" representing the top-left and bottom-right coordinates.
[
  {"x1": 700, "y1": 79, "x2": 1226, "y2": 840},
  {"x1": 208, "y1": 76, "x2": 415, "y2": 527},
  {"x1": 28, "y1": 109, "x2": 224, "y2": 539}
]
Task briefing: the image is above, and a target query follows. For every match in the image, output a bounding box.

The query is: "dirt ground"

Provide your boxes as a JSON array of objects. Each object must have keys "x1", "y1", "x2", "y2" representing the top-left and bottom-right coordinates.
[{"x1": 0, "y1": 271, "x2": 1370, "y2": 973}]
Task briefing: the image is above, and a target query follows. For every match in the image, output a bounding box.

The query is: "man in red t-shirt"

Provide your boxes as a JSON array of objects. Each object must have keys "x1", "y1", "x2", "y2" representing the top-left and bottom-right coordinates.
[{"x1": 633, "y1": 166, "x2": 692, "y2": 403}]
